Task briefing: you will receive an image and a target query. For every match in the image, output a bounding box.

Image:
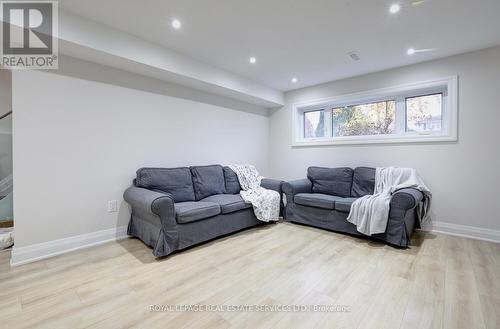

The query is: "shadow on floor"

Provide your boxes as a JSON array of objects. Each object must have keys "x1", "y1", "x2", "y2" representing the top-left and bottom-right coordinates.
[{"x1": 116, "y1": 222, "x2": 278, "y2": 265}]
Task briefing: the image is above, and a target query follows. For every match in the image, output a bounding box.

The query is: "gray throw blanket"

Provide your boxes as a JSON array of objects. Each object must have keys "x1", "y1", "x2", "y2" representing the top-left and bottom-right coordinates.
[
  {"x1": 228, "y1": 164, "x2": 280, "y2": 222},
  {"x1": 347, "y1": 167, "x2": 432, "y2": 236}
]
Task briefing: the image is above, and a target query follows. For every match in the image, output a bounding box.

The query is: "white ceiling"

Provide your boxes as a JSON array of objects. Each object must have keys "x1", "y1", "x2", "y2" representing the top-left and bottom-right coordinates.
[{"x1": 58, "y1": 0, "x2": 500, "y2": 91}]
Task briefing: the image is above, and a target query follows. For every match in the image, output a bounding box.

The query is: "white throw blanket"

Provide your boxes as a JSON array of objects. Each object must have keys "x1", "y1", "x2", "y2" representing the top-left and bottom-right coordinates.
[
  {"x1": 347, "y1": 167, "x2": 432, "y2": 236},
  {"x1": 0, "y1": 227, "x2": 13, "y2": 250},
  {"x1": 228, "y1": 164, "x2": 280, "y2": 222}
]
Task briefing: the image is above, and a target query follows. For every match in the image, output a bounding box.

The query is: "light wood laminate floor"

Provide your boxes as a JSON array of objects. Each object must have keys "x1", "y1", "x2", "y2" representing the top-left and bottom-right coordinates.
[{"x1": 1, "y1": 222, "x2": 499, "y2": 329}]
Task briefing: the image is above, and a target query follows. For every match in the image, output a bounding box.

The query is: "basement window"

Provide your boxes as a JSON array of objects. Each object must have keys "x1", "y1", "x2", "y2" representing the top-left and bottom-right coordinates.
[{"x1": 292, "y1": 76, "x2": 457, "y2": 146}]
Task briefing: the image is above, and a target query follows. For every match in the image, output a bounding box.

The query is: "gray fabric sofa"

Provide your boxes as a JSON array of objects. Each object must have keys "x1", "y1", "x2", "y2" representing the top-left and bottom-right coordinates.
[
  {"x1": 282, "y1": 167, "x2": 424, "y2": 247},
  {"x1": 123, "y1": 165, "x2": 283, "y2": 257}
]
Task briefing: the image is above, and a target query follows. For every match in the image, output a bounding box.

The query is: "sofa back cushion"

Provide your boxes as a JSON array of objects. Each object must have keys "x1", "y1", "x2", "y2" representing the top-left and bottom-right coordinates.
[
  {"x1": 190, "y1": 165, "x2": 226, "y2": 200},
  {"x1": 136, "y1": 167, "x2": 195, "y2": 202},
  {"x1": 307, "y1": 166, "x2": 354, "y2": 197},
  {"x1": 223, "y1": 166, "x2": 241, "y2": 194},
  {"x1": 351, "y1": 167, "x2": 376, "y2": 197}
]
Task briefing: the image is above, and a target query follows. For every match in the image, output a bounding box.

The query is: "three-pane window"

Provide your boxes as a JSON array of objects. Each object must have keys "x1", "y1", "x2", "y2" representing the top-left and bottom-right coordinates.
[
  {"x1": 295, "y1": 76, "x2": 457, "y2": 146},
  {"x1": 303, "y1": 94, "x2": 444, "y2": 140}
]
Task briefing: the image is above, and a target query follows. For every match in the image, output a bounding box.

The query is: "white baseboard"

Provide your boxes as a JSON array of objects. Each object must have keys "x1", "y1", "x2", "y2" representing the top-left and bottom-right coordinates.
[
  {"x1": 10, "y1": 226, "x2": 129, "y2": 266},
  {"x1": 9, "y1": 221, "x2": 499, "y2": 266},
  {"x1": 422, "y1": 221, "x2": 500, "y2": 244}
]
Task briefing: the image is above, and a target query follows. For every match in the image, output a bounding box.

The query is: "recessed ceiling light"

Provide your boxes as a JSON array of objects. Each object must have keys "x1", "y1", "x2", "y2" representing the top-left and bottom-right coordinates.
[
  {"x1": 249, "y1": 57, "x2": 257, "y2": 64},
  {"x1": 389, "y1": 3, "x2": 401, "y2": 14},
  {"x1": 171, "y1": 19, "x2": 181, "y2": 30},
  {"x1": 406, "y1": 47, "x2": 436, "y2": 55},
  {"x1": 291, "y1": 78, "x2": 298, "y2": 83}
]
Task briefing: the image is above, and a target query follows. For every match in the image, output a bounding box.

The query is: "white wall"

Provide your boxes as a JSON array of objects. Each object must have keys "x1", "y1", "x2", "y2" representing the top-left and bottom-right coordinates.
[
  {"x1": 269, "y1": 46, "x2": 500, "y2": 232},
  {"x1": 12, "y1": 60, "x2": 269, "y2": 248}
]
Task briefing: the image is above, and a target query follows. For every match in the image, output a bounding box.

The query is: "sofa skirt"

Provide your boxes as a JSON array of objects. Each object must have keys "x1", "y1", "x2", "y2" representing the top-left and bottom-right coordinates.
[
  {"x1": 128, "y1": 208, "x2": 264, "y2": 257},
  {"x1": 284, "y1": 203, "x2": 415, "y2": 247}
]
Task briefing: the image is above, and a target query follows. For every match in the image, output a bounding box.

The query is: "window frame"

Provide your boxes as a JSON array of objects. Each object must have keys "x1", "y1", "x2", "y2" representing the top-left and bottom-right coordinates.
[{"x1": 292, "y1": 76, "x2": 458, "y2": 147}]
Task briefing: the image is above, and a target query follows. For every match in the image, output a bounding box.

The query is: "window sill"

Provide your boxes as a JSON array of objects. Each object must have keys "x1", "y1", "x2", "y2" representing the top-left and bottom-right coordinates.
[{"x1": 292, "y1": 134, "x2": 457, "y2": 147}]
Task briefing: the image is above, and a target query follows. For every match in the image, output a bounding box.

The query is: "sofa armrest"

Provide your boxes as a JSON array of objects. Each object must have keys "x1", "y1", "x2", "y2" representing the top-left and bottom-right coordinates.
[
  {"x1": 282, "y1": 179, "x2": 312, "y2": 204},
  {"x1": 261, "y1": 178, "x2": 284, "y2": 216},
  {"x1": 123, "y1": 187, "x2": 176, "y2": 227},
  {"x1": 260, "y1": 178, "x2": 283, "y2": 193},
  {"x1": 391, "y1": 188, "x2": 424, "y2": 209},
  {"x1": 389, "y1": 188, "x2": 424, "y2": 220}
]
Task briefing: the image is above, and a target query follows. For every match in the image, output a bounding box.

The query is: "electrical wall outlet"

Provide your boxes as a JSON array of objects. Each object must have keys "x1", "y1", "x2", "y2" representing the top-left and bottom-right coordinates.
[{"x1": 108, "y1": 200, "x2": 118, "y2": 213}]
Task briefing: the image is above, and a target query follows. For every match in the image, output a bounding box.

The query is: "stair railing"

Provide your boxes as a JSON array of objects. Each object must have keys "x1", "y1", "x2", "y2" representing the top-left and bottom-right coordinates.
[{"x1": 0, "y1": 111, "x2": 11, "y2": 121}]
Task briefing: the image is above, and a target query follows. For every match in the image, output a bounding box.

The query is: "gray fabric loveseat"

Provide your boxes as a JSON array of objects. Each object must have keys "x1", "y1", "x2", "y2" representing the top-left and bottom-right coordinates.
[
  {"x1": 282, "y1": 166, "x2": 424, "y2": 247},
  {"x1": 124, "y1": 165, "x2": 283, "y2": 257}
]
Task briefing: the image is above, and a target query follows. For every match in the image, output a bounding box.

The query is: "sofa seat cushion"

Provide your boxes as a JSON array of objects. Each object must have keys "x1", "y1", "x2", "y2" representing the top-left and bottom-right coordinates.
[
  {"x1": 175, "y1": 202, "x2": 221, "y2": 224},
  {"x1": 190, "y1": 165, "x2": 226, "y2": 200},
  {"x1": 136, "y1": 167, "x2": 195, "y2": 202},
  {"x1": 201, "y1": 194, "x2": 252, "y2": 214},
  {"x1": 307, "y1": 167, "x2": 354, "y2": 197},
  {"x1": 334, "y1": 197, "x2": 358, "y2": 213},
  {"x1": 294, "y1": 193, "x2": 344, "y2": 210}
]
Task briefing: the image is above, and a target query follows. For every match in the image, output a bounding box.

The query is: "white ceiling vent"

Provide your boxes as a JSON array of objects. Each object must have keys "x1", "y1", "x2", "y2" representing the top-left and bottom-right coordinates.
[{"x1": 348, "y1": 51, "x2": 360, "y2": 61}]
